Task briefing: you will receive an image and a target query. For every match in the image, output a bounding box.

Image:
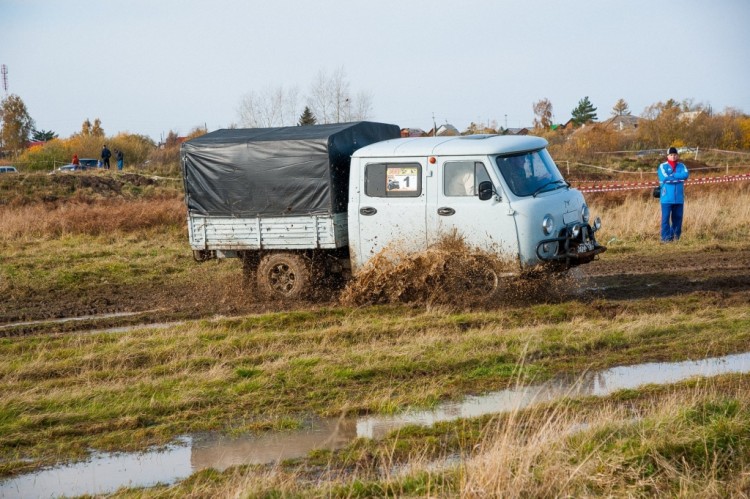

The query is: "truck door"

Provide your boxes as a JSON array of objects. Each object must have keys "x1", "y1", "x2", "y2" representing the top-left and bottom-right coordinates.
[
  {"x1": 355, "y1": 160, "x2": 427, "y2": 268},
  {"x1": 426, "y1": 158, "x2": 519, "y2": 259}
]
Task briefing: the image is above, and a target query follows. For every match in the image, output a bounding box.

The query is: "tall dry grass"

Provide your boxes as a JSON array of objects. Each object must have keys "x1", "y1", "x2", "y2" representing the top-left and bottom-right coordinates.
[
  {"x1": 0, "y1": 198, "x2": 185, "y2": 242},
  {"x1": 589, "y1": 182, "x2": 750, "y2": 243},
  {"x1": 1, "y1": 181, "x2": 747, "y2": 245},
  {"x1": 461, "y1": 381, "x2": 750, "y2": 497}
]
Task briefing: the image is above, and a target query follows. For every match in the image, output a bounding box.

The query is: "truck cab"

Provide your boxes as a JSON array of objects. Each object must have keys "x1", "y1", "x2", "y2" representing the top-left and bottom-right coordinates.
[{"x1": 348, "y1": 134, "x2": 604, "y2": 274}]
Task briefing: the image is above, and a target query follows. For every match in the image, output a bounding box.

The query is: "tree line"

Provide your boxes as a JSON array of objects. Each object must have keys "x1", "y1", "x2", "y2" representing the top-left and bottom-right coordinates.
[
  {"x1": 529, "y1": 96, "x2": 750, "y2": 158},
  {"x1": 2, "y1": 75, "x2": 749, "y2": 171}
]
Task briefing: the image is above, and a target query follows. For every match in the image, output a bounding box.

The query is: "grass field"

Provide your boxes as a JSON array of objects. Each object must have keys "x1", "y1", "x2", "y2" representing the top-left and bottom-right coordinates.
[{"x1": 0, "y1": 172, "x2": 749, "y2": 496}]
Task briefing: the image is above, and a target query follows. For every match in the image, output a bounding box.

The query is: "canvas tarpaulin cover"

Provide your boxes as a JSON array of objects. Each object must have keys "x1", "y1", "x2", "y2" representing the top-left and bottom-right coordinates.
[{"x1": 181, "y1": 121, "x2": 400, "y2": 217}]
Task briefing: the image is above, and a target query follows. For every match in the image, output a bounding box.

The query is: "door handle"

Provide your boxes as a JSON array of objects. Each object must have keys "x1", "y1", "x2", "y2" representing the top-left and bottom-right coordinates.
[
  {"x1": 437, "y1": 207, "x2": 455, "y2": 216},
  {"x1": 359, "y1": 207, "x2": 377, "y2": 216}
]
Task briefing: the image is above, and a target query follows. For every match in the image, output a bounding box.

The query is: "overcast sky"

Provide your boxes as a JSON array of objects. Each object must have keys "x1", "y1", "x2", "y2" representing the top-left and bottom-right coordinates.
[{"x1": 1, "y1": 0, "x2": 748, "y2": 142}]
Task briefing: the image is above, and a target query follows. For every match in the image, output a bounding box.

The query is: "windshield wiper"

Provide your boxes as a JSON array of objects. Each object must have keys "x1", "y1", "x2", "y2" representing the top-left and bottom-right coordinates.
[{"x1": 532, "y1": 179, "x2": 569, "y2": 197}]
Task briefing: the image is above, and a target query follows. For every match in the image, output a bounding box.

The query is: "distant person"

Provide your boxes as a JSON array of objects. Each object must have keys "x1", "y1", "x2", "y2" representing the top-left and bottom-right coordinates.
[
  {"x1": 116, "y1": 149, "x2": 124, "y2": 170},
  {"x1": 101, "y1": 145, "x2": 112, "y2": 170},
  {"x1": 657, "y1": 147, "x2": 689, "y2": 242},
  {"x1": 72, "y1": 154, "x2": 80, "y2": 167}
]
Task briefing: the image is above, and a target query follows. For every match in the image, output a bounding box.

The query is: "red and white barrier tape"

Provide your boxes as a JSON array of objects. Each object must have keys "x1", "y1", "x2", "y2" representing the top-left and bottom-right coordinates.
[{"x1": 574, "y1": 173, "x2": 750, "y2": 193}]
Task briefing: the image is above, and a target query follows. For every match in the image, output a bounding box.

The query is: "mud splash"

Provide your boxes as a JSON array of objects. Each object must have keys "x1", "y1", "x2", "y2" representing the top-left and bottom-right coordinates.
[
  {"x1": 3, "y1": 351, "x2": 749, "y2": 498},
  {"x1": 339, "y1": 234, "x2": 573, "y2": 308}
]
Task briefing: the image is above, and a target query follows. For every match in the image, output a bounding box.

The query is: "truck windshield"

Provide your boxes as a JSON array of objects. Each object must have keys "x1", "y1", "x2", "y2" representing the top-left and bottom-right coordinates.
[{"x1": 494, "y1": 149, "x2": 566, "y2": 197}]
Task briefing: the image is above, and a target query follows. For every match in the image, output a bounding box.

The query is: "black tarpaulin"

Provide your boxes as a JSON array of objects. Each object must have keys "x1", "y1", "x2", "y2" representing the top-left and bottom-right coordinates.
[{"x1": 181, "y1": 122, "x2": 400, "y2": 217}]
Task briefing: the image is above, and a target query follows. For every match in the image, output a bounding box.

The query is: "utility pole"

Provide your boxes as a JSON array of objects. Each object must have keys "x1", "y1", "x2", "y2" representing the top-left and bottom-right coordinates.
[
  {"x1": 1, "y1": 65, "x2": 8, "y2": 96},
  {"x1": 432, "y1": 113, "x2": 437, "y2": 136}
]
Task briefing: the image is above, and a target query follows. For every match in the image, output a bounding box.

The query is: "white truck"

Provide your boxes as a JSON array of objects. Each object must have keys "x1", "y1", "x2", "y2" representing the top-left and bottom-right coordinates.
[{"x1": 181, "y1": 122, "x2": 605, "y2": 299}]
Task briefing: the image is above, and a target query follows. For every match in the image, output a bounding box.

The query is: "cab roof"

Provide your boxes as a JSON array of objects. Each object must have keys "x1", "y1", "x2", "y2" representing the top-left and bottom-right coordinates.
[
  {"x1": 352, "y1": 134, "x2": 548, "y2": 158},
  {"x1": 353, "y1": 135, "x2": 547, "y2": 158}
]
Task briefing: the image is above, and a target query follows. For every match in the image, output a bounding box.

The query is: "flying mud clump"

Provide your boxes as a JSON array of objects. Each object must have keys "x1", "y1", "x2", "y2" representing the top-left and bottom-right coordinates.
[{"x1": 340, "y1": 234, "x2": 544, "y2": 308}]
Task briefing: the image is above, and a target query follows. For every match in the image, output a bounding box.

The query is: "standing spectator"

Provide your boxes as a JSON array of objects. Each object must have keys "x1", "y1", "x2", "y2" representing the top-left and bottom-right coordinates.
[
  {"x1": 72, "y1": 154, "x2": 80, "y2": 167},
  {"x1": 657, "y1": 147, "x2": 689, "y2": 242},
  {"x1": 116, "y1": 149, "x2": 124, "y2": 170},
  {"x1": 101, "y1": 144, "x2": 112, "y2": 170}
]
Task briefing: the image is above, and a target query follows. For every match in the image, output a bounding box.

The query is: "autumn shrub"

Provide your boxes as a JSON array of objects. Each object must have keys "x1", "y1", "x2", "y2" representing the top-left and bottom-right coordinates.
[
  {"x1": 142, "y1": 127, "x2": 207, "y2": 176},
  {"x1": 16, "y1": 138, "x2": 70, "y2": 170},
  {"x1": 145, "y1": 145, "x2": 181, "y2": 176},
  {"x1": 17, "y1": 133, "x2": 157, "y2": 172}
]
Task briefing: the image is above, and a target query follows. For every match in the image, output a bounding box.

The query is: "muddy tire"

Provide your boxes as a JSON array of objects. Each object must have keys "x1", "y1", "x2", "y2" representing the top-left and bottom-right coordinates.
[
  {"x1": 256, "y1": 253, "x2": 311, "y2": 300},
  {"x1": 472, "y1": 267, "x2": 500, "y2": 297},
  {"x1": 464, "y1": 256, "x2": 502, "y2": 301}
]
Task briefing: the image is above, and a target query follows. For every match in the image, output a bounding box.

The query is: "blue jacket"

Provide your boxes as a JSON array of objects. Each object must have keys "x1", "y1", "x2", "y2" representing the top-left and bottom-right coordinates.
[{"x1": 657, "y1": 161, "x2": 689, "y2": 204}]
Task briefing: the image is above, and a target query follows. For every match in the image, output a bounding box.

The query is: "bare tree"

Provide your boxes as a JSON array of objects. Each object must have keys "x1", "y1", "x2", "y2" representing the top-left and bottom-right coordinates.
[
  {"x1": 532, "y1": 98, "x2": 553, "y2": 129},
  {"x1": 308, "y1": 67, "x2": 371, "y2": 123},
  {"x1": 238, "y1": 85, "x2": 300, "y2": 128},
  {"x1": 238, "y1": 67, "x2": 371, "y2": 128},
  {"x1": 350, "y1": 90, "x2": 373, "y2": 121},
  {"x1": 92, "y1": 118, "x2": 105, "y2": 137},
  {"x1": 80, "y1": 119, "x2": 92, "y2": 136}
]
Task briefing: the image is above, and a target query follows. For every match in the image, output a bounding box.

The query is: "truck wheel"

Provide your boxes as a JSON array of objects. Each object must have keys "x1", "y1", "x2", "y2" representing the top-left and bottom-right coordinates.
[
  {"x1": 466, "y1": 256, "x2": 501, "y2": 300},
  {"x1": 474, "y1": 267, "x2": 500, "y2": 297},
  {"x1": 257, "y1": 253, "x2": 311, "y2": 300}
]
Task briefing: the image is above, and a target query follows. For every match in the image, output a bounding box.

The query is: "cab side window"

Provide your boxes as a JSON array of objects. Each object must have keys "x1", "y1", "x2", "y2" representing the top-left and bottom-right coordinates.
[
  {"x1": 365, "y1": 163, "x2": 422, "y2": 197},
  {"x1": 444, "y1": 161, "x2": 490, "y2": 196}
]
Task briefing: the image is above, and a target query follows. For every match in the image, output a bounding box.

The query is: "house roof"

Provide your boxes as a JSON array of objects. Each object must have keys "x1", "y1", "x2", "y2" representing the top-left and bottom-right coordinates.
[{"x1": 602, "y1": 114, "x2": 640, "y2": 130}]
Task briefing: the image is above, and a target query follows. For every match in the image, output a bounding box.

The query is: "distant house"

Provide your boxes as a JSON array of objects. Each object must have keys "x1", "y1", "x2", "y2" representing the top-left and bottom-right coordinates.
[
  {"x1": 678, "y1": 110, "x2": 704, "y2": 123},
  {"x1": 158, "y1": 136, "x2": 189, "y2": 149},
  {"x1": 560, "y1": 119, "x2": 576, "y2": 130},
  {"x1": 503, "y1": 127, "x2": 530, "y2": 136},
  {"x1": 435, "y1": 124, "x2": 460, "y2": 136},
  {"x1": 602, "y1": 114, "x2": 640, "y2": 131},
  {"x1": 423, "y1": 124, "x2": 460, "y2": 137},
  {"x1": 400, "y1": 128, "x2": 427, "y2": 137}
]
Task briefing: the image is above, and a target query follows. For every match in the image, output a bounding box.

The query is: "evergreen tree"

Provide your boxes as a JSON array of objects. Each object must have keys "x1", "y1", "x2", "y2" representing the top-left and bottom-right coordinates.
[
  {"x1": 571, "y1": 96, "x2": 598, "y2": 126},
  {"x1": 32, "y1": 129, "x2": 58, "y2": 141},
  {"x1": 298, "y1": 106, "x2": 317, "y2": 126},
  {"x1": 0, "y1": 94, "x2": 35, "y2": 156},
  {"x1": 611, "y1": 98, "x2": 631, "y2": 116}
]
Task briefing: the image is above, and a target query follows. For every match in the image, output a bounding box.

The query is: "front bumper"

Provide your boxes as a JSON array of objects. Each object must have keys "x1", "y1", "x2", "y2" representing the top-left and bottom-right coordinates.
[{"x1": 536, "y1": 223, "x2": 606, "y2": 267}]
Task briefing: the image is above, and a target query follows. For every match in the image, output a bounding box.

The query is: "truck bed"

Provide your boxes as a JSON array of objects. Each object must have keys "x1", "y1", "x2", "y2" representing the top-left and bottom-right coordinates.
[{"x1": 187, "y1": 213, "x2": 349, "y2": 253}]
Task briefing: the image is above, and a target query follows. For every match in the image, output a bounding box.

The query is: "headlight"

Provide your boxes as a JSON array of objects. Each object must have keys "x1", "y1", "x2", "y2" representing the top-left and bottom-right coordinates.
[
  {"x1": 581, "y1": 204, "x2": 590, "y2": 223},
  {"x1": 570, "y1": 224, "x2": 581, "y2": 238},
  {"x1": 593, "y1": 217, "x2": 602, "y2": 231},
  {"x1": 542, "y1": 215, "x2": 555, "y2": 235}
]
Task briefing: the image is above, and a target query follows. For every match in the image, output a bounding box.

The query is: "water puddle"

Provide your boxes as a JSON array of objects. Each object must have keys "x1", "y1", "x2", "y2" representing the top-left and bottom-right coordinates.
[
  {"x1": 2, "y1": 351, "x2": 749, "y2": 498},
  {"x1": 0, "y1": 310, "x2": 162, "y2": 331}
]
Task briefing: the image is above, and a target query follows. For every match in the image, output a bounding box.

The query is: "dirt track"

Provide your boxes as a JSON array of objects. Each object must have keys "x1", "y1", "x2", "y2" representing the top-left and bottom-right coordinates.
[{"x1": 3, "y1": 243, "x2": 749, "y2": 336}]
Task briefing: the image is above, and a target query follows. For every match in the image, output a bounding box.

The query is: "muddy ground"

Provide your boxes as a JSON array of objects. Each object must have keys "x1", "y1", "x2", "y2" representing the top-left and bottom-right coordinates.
[{"x1": 3, "y1": 242, "x2": 749, "y2": 337}]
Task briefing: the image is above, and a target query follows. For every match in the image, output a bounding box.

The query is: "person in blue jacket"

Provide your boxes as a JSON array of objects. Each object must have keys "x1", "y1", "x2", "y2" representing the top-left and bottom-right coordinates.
[{"x1": 657, "y1": 146, "x2": 689, "y2": 242}]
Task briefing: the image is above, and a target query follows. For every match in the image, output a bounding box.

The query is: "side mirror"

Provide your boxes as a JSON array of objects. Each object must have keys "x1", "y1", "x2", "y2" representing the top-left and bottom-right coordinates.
[{"x1": 478, "y1": 181, "x2": 494, "y2": 201}]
